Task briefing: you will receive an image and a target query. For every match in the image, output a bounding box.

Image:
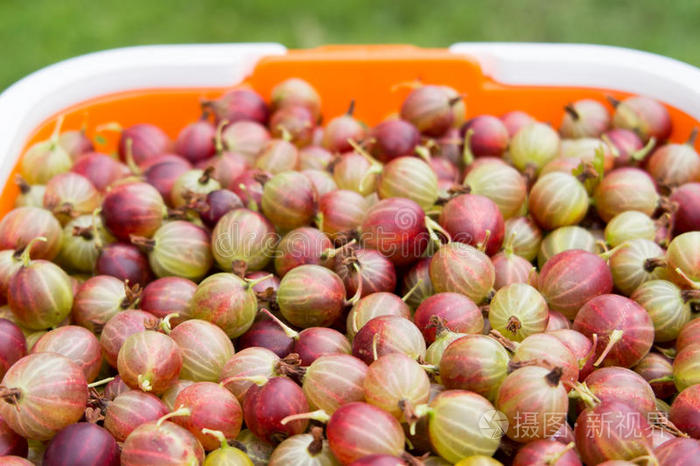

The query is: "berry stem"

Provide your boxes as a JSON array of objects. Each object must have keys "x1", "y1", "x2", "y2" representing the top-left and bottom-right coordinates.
[
  {"x1": 681, "y1": 289, "x2": 700, "y2": 302},
  {"x1": 648, "y1": 375, "x2": 674, "y2": 384},
  {"x1": 594, "y1": 329, "x2": 624, "y2": 367},
  {"x1": 201, "y1": 428, "x2": 230, "y2": 450},
  {"x1": 644, "y1": 257, "x2": 667, "y2": 273},
  {"x1": 674, "y1": 267, "x2": 700, "y2": 290},
  {"x1": 550, "y1": 442, "x2": 577, "y2": 464},
  {"x1": 631, "y1": 137, "x2": 656, "y2": 161},
  {"x1": 18, "y1": 237, "x2": 47, "y2": 267},
  {"x1": 307, "y1": 426, "x2": 324, "y2": 455},
  {"x1": 280, "y1": 409, "x2": 330, "y2": 425},
  {"x1": 87, "y1": 377, "x2": 115, "y2": 389},
  {"x1": 160, "y1": 313, "x2": 179, "y2": 335},
  {"x1": 545, "y1": 367, "x2": 564, "y2": 387},
  {"x1": 245, "y1": 273, "x2": 274, "y2": 291},
  {"x1": 424, "y1": 216, "x2": 451, "y2": 247},
  {"x1": 489, "y1": 329, "x2": 519, "y2": 353},
  {"x1": 14, "y1": 175, "x2": 31, "y2": 195},
  {"x1": 401, "y1": 279, "x2": 423, "y2": 303},
  {"x1": 462, "y1": 128, "x2": 474, "y2": 166},
  {"x1": 505, "y1": 316, "x2": 522, "y2": 336},
  {"x1": 137, "y1": 374, "x2": 153, "y2": 392},
  {"x1": 260, "y1": 308, "x2": 299, "y2": 340},
  {"x1": 345, "y1": 262, "x2": 364, "y2": 306},
  {"x1": 130, "y1": 235, "x2": 156, "y2": 252},
  {"x1": 49, "y1": 115, "x2": 65, "y2": 144},
  {"x1": 124, "y1": 138, "x2": 141, "y2": 175},
  {"x1": 579, "y1": 333, "x2": 598, "y2": 370},
  {"x1": 564, "y1": 104, "x2": 580, "y2": 121},
  {"x1": 157, "y1": 406, "x2": 191, "y2": 426},
  {"x1": 687, "y1": 127, "x2": 698, "y2": 146},
  {"x1": 568, "y1": 381, "x2": 601, "y2": 408}
]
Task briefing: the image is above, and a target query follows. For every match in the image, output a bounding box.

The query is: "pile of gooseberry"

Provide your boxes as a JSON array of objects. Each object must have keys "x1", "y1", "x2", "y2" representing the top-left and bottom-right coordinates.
[{"x1": 0, "y1": 76, "x2": 698, "y2": 465}]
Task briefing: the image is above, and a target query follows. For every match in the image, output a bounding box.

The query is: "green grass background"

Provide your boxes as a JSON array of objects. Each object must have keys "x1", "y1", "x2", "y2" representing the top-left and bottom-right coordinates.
[{"x1": 2, "y1": 0, "x2": 700, "y2": 90}]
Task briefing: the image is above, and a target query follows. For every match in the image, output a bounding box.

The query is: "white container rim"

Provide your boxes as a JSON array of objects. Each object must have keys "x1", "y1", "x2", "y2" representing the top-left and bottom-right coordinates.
[{"x1": 1, "y1": 42, "x2": 699, "y2": 188}]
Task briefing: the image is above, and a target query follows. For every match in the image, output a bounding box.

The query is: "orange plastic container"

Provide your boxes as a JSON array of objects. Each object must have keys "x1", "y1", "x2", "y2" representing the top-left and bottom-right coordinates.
[{"x1": 1, "y1": 43, "x2": 699, "y2": 215}]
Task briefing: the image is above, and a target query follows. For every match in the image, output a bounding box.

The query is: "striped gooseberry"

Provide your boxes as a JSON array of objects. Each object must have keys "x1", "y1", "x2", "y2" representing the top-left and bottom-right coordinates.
[
  {"x1": 117, "y1": 330, "x2": 182, "y2": 394},
  {"x1": 677, "y1": 319, "x2": 700, "y2": 352},
  {"x1": 234, "y1": 429, "x2": 275, "y2": 465},
  {"x1": 111, "y1": 123, "x2": 171, "y2": 167},
  {"x1": 261, "y1": 171, "x2": 317, "y2": 231},
  {"x1": 593, "y1": 168, "x2": 660, "y2": 222},
  {"x1": 647, "y1": 130, "x2": 700, "y2": 187},
  {"x1": 211, "y1": 208, "x2": 278, "y2": 272},
  {"x1": 277, "y1": 264, "x2": 347, "y2": 328},
  {"x1": 671, "y1": 182, "x2": 700, "y2": 234},
  {"x1": 43, "y1": 422, "x2": 120, "y2": 466},
  {"x1": 579, "y1": 367, "x2": 656, "y2": 416},
  {"x1": 333, "y1": 151, "x2": 378, "y2": 196},
  {"x1": 140, "y1": 276, "x2": 196, "y2": 324},
  {"x1": 172, "y1": 382, "x2": 242, "y2": 450},
  {"x1": 269, "y1": 429, "x2": 337, "y2": 466},
  {"x1": 573, "y1": 294, "x2": 654, "y2": 368},
  {"x1": 196, "y1": 189, "x2": 244, "y2": 228},
  {"x1": 200, "y1": 139, "x2": 250, "y2": 192},
  {"x1": 58, "y1": 129, "x2": 93, "y2": 160},
  {"x1": 101, "y1": 181, "x2": 166, "y2": 241},
  {"x1": 462, "y1": 115, "x2": 509, "y2": 157},
  {"x1": 501, "y1": 111, "x2": 535, "y2": 137},
  {"x1": 429, "y1": 242, "x2": 495, "y2": 304},
  {"x1": 271, "y1": 77, "x2": 321, "y2": 120},
  {"x1": 463, "y1": 161, "x2": 527, "y2": 220},
  {"x1": 491, "y1": 246, "x2": 536, "y2": 290},
  {"x1": 221, "y1": 120, "x2": 271, "y2": 163},
  {"x1": 219, "y1": 347, "x2": 281, "y2": 403},
  {"x1": 104, "y1": 389, "x2": 169, "y2": 441},
  {"x1": 369, "y1": 119, "x2": 421, "y2": 163},
  {"x1": 243, "y1": 376, "x2": 309, "y2": 444},
  {"x1": 171, "y1": 168, "x2": 221, "y2": 208},
  {"x1": 202, "y1": 430, "x2": 253, "y2": 465},
  {"x1": 120, "y1": 412, "x2": 205, "y2": 465},
  {"x1": 611, "y1": 95, "x2": 672, "y2": 142},
  {"x1": 537, "y1": 225, "x2": 596, "y2": 267},
  {"x1": 302, "y1": 354, "x2": 368, "y2": 414},
  {"x1": 439, "y1": 194, "x2": 505, "y2": 255},
  {"x1": 13, "y1": 177, "x2": 46, "y2": 208},
  {"x1": 187, "y1": 272, "x2": 259, "y2": 338},
  {"x1": 169, "y1": 319, "x2": 235, "y2": 382},
  {"x1": 654, "y1": 438, "x2": 700, "y2": 466},
  {"x1": 203, "y1": 88, "x2": 268, "y2": 125},
  {"x1": 377, "y1": 156, "x2": 438, "y2": 209},
  {"x1": 424, "y1": 324, "x2": 467, "y2": 367},
  {"x1": 560, "y1": 99, "x2": 610, "y2": 138},
  {"x1": 546, "y1": 329, "x2": 595, "y2": 381},
  {"x1": 346, "y1": 292, "x2": 412, "y2": 339},
  {"x1": 317, "y1": 190, "x2": 370, "y2": 240},
  {"x1": 7, "y1": 243, "x2": 73, "y2": 330},
  {"x1": 284, "y1": 402, "x2": 405, "y2": 464},
  {"x1": 603, "y1": 128, "x2": 651, "y2": 167},
  {"x1": 630, "y1": 280, "x2": 693, "y2": 342},
  {"x1": 512, "y1": 440, "x2": 580, "y2": 466},
  {"x1": 299, "y1": 146, "x2": 334, "y2": 171},
  {"x1": 335, "y1": 248, "x2": 397, "y2": 299},
  {"x1": 71, "y1": 275, "x2": 140, "y2": 332},
  {"x1": 488, "y1": 283, "x2": 548, "y2": 342},
  {"x1": 496, "y1": 366, "x2": 568, "y2": 442},
  {"x1": 42, "y1": 172, "x2": 100, "y2": 224},
  {"x1": 0, "y1": 353, "x2": 87, "y2": 441},
  {"x1": 414, "y1": 292, "x2": 483, "y2": 344},
  {"x1": 270, "y1": 107, "x2": 316, "y2": 148},
  {"x1": 143, "y1": 157, "x2": 192, "y2": 205},
  {"x1": 665, "y1": 231, "x2": 700, "y2": 288},
  {"x1": 0, "y1": 319, "x2": 26, "y2": 381},
  {"x1": 132, "y1": 220, "x2": 212, "y2": 282},
  {"x1": 302, "y1": 169, "x2": 338, "y2": 197},
  {"x1": 364, "y1": 353, "x2": 430, "y2": 420},
  {"x1": 672, "y1": 344, "x2": 700, "y2": 391},
  {"x1": 100, "y1": 310, "x2": 159, "y2": 367},
  {"x1": 31, "y1": 325, "x2": 101, "y2": 382},
  {"x1": 400, "y1": 85, "x2": 456, "y2": 137},
  {"x1": 174, "y1": 116, "x2": 217, "y2": 163},
  {"x1": 545, "y1": 310, "x2": 570, "y2": 331},
  {"x1": 507, "y1": 332, "x2": 579, "y2": 388},
  {"x1": 352, "y1": 315, "x2": 426, "y2": 365},
  {"x1": 96, "y1": 242, "x2": 153, "y2": 287},
  {"x1": 574, "y1": 400, "x2": 652, "y2": 465},
  {"x1": 504, "y1": 216, "x2": 542, "y2": 262},
  {"x1": 528, "y1": 172, "x2": 589, "y2": 230},
  {"x1": 538, "y1": 249, "x2": 613, "y2": 319},
  {"x1": 609, "y1": 238, "x2": 667, "y2": 296},
  {"x1": 633, "y1": 352, "x2": 676, "y2": 399},
  {"x1": 0, "y1": 206, "x2": 62, "y2": 260},
  {"x1": 56, "y1": 214, "x2": 113, "y2": 273},
  {"x1": 20, "y1": 119, "x2": 73, "y2": 184},
  {"x1": 604, "y1": 210, "x2": 656, "y2": 247},
  {"x1": 255, "y1": 139, "x2": 299, "y2": 174},
  {"x1": 322, "y1": 104, "x2": 366, "y2": 153},
  {"x1": 669, "y1": 384, "x2": 700, "y2": 439},
  {"x1": 417, "y1": 390, "x2": 502, "y2": 462},
  {"x1": 509, "y1": 122, "x2": 560, "y2": 175},
  {"x1": 273, "y1": 227, "x2": 333, "y2": 277}
]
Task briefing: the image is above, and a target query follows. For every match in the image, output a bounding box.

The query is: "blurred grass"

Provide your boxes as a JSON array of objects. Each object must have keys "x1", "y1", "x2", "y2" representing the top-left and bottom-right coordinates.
[{"x1": 2, "y1": 0, "x2": 700, "y2": 90}]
